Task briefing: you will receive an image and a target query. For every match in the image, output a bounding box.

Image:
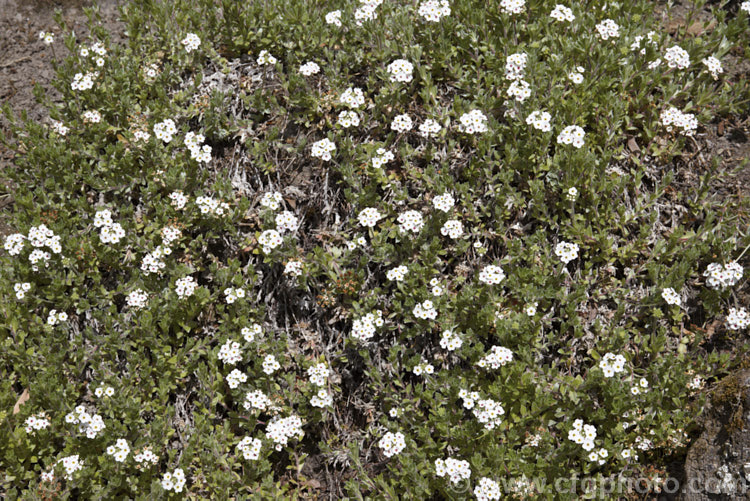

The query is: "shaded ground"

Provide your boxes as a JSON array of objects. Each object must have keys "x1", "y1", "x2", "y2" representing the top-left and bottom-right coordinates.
[{"x1": 0, "y1": 0, "x2": 123, "y2": 234}]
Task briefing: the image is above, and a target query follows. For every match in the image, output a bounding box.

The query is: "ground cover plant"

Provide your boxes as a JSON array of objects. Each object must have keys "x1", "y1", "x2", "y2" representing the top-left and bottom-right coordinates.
[{"x1": 2, "y1": 0, "x2": 750, "y2": 498}]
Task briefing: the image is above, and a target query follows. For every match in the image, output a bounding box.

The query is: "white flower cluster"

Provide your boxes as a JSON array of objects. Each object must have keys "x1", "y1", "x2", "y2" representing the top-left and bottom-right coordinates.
[
  {"x1": 276, "y1": 211, "x2": 299, "y2": 233},
  {"x1": 726, "y1": 307, "x2": 750, "y2": 330},
  {"x1": 14, "y1": 282, "x2": 31, "y2": 300},
  {"x1": 479, "y1": 265, "x2": 505, "y2": 285},
  {"x1": 181, "y1": 33, "x2": 201, "y2": 52},
  {"x1": 93, "y1": 209, "x2": 125, "y2": 244},
  {"x1": 526, "y1": 111, "x2": 552, "y2": 132},
  {"x1": 568, "y1": 419, "x2": 597, "y2": 451},
  {"x1": 161, "y1": 468, "x2": 186, "y2": 493},
  {"x1": 630, "y1": 378, "x2": 649, "y2": 395},
  {"x1": 459, "y1": 389, "x2": 480, "y2": 409},
  {"x1": 262, "y1": 354, "x2": 281, "y2": 374},
  {"x1": 266, "y1": 415, "x2": 304, "y2": 450},
  {"x1": 352, "y1": 310, "x2": 384, "y2": 341},
  {"x1": 473, "y1": 398, "x2": 505, "y2": 430},
  {"x1": 311, "y1": 138, "x2": 336, "y2": 161},
  {"x1": 358, "y1": 207, "x2": 384, "y2": 227},
  {"x1": 166, "y1": 191, "x2": 187, "y2": 210},
  {"x1": 702, "y1": 56, "x2": 723, "y2": 79},
  {"x1": 4, "y1": 233, "x2": 25, "y2": 255},
  {"x1": 237, "y1": 437, "x2": 262, "y2": 460},
  {"x1": 259, "y1": 229, "x2": 283, "y2": 253},
  {"x1": 242, "y1": 324, "x2": 262, "y2": 342},
  {"x1": 94, "y1": 385, "x2": 114, "y2": 398},
  {"x1": 635, "y1": 436, "x2": 653, "y2": 451},
  {"x1": 340, "y1": 87, "x2": 365, "y2": 108},
  {"x1": 153, "y1": 118, "x2": 177, "y2": 143},
  {"x1": 500, "y1": 0, "x2": 525, "y2": 15},
  {"x1": 71, "y1": 71, "x2": 97, "y2": 91},
  {"x1": 687, "y1": 375, "x2": 705, "y2": 390},
  {"x1": 660, "y1": 107, "x2": 698, "y2": 136},
  {"x1": 441, "y1": 220, "x2": 463, "y2": 239},
  {"x1": 224, "y1": 287, "x2": 246, "y2": 304},
  {"x1": 174, "y1": 276, "x2": 199, "y2": 300},
  {"x1": 82, "y1": 110, "x2": 102, "y2": 124},
  {"x1": 372, "y1": 148, "x2": 395, "y2": 169},
  {"x1": 65, "y1": 406, "x2": 105, "y2": 439},
  {"x1": 550, "y1": 4, "x2": 574, "y2": 22},
  {"x1": 51, "y1": 119, "x2": 69, "y2": 136},
  {"x1": 226, "y1": 369, "x2": 248, "y2": 389},
  {"x1": 196, "y1": 195, "x2": 230, "y2": 216},
  {"x1": 433, "y1": 192, "x2": 455, "y2": 212},
  {"x1": 126, "y1": 289, "x2": 148, "y2": 309},
  {"x1": 284, "y1": 260, "x2": 303, "y2": 277},
  {"x1": 458, "y1": 109, "x2": 489, "y2": 134},
  {"x1": 58, "y1": 455, "x2": 83, "y2": 480},
  {"x1": 569, "y1": 66, "x2": 584, "y2": 83},
  {"x1": 599, "y1": 352, "x2": 626, "y2": 377},
  {"x1": 414, "y1": 300, "x2": 438, "y2": 320},
  {"x1": 439, "y1": 329, "x2": 463, "y2": 351},
  {"x1": 412, "y1": 360, "x2": 435, "y2": 376},
  {"x1": 661, "y1": 287, "x2": 682, "y2": 306},
  {"x1": 387, "y1": 59, "x2": 413, "y2": 83},
  {"x1": 355, "y1": 0, "x2": 383, "y2": 25},
  {"x1": 244, "y1": 390, "x2": 272, "y2": 411},
  {"x1": 477, "y1": 345, "x2": 513, "y2": 369},
  {"x1": 29, "y1": 224, "x2": 63, "y2": 259},
  {"x1": 566, "y1": 187, "x2": 578, "y2": 201},
  {"x1": 218, "y1": 340, "x2": 242, "y2": 365},
  {"x1": 185, "y1": 131, "x2": 211, "y2": 163},
  {"x1": 141, "y1": 245, "x2": 170, "y2": 275},
  {"x1": 257, "y1": 49, "x2": 277, "y2": 66},
  {"x1": 596, "y1": 19, "x2": 620, "y2": 40},
  {"x1": 299, "y1": 61, "x2": 320, "y2": 76},
  {"x1": 134, "y1": 447, "x2": 159, "y2": 465},
  {"x1": 310, "y1": 389, "x2": 334, "y2": 407},
  {"x1": 46, "y1": 309, "x2": 68, "y2": 326},
  {"x1": 133, "y1": 129, "x2": 150, "y2": 142},
  {"x1": 419, "y1": 118, "x2": 442, "y2": 138},
  {"x1": 556, "y1": 125, "x2": 585, "y2": 148},
  {"x1": 326, "y1": 10, "x2": 342, "y2": 26},
  {"x1": 505, "y1": 53, "x2": 527, "y2": 80},
  {"x1": 475, "y1": 477, "x2": 502, "y2": 501},
  {"x1": 397, "y1": 210, "x2": 424, "y2": 233},
  {"x1": 508, "y1": 79, "x2": 531, "y2": 102},
  {"x1": 308, "y1": 363, "x2": 330, "y2": 386},
  {"x1": 391, "y1": 114, "x2": 413, "y2": 133},
  {"x1": 260, "y1": 191, "x2": 284, "y2": 210},
  {"x1": 555, "y1": 241, "x2": 579, "y2": 264},
  {"x1": 742, "y1": 1, "x2": 750, "y2": 12},
  {"x1": 418, "y1": 0, "x2": 451, "y2": 22},
  {"x1": 378, "y1": 431, "x2": 406, "y2": 457},
  {"x1": 435, "y1": 457, "x2": 471, "y2": 484},
  {"x1": 630, "y1": 31, "x2": 658, "y2": 54},
  {"x1": 664, "y1": 45, "x2": 690, "y2": 69},
  {"x1": 703, "y1": 262, "x2": 743, "y2": 290},
  {"x1": 106, "y1": 439, "x2": 130, "y2": 462},
  {"x1": 24, "y1": 412, "x2": 51, "y2": 434},
  {"x1": 587, "y1": 448, "x2": 609, "y2": 465},
  {"x1": 387, "y1": 265, "x2": 409, "y2": 281},
  {"x1": 39, "y1": 31, "x2": 54, "y2": 44},
  {"x1": 338, "y1": 110, "x2": 360, "y2": 128}
]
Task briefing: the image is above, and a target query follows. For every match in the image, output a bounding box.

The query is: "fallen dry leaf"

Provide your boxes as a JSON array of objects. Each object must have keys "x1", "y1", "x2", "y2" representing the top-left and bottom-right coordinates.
[{"x1": 12, "y1": 388, "x2": 29, "y2": 415}]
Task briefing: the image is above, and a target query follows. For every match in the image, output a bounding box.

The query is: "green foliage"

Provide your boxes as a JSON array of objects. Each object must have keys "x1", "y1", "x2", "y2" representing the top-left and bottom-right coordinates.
[{"x1": 1, "y1": 0, "x2": 750, "y2": 498}]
